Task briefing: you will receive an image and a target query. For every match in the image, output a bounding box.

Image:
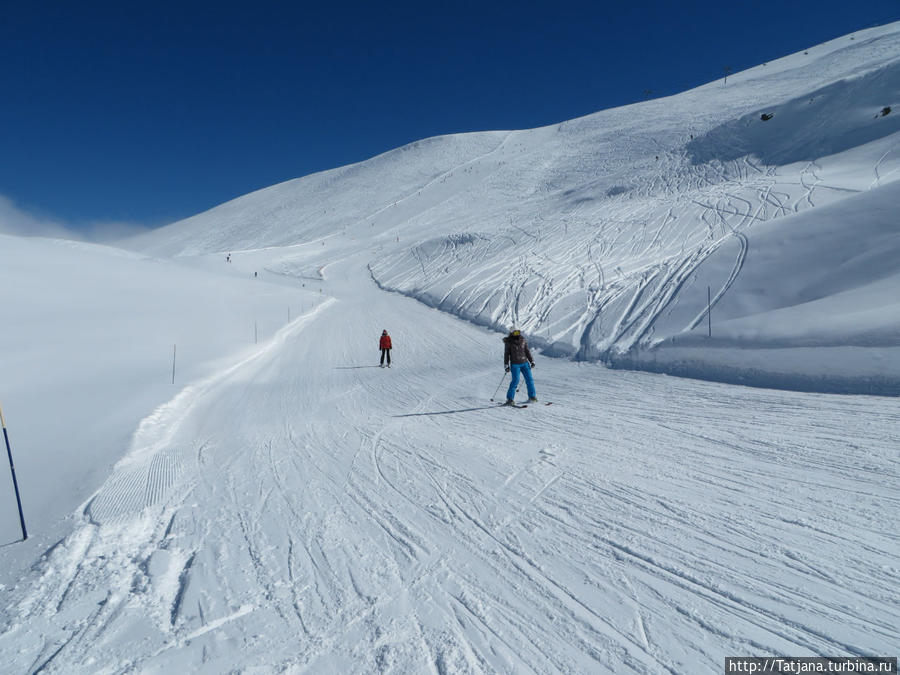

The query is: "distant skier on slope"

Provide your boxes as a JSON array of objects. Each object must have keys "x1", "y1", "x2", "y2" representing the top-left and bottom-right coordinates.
[
  {"x1": 379, "y1": 330, "x2": 392, "y2": 368},
  {"x1": 503, "y1": 329, "x2": 537, "y2": 405}
]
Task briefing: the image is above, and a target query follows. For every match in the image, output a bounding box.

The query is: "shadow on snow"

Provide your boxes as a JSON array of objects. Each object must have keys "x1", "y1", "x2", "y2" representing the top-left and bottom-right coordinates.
[{"x1": 393, "y1": 405, "x2": 499, "y2": 418}]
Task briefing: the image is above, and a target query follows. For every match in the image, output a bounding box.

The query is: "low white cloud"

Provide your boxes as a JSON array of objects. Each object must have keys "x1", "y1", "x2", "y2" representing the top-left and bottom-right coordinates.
[
  {"x1": 0, "y1": 194, "x2": 74, "y2": 239},
  {"x1": 0, "y1": 194, "x2": 151, "y2": 243},
  {"x1": 83, "y1": 220, "x2": 153, "y2": 243}
]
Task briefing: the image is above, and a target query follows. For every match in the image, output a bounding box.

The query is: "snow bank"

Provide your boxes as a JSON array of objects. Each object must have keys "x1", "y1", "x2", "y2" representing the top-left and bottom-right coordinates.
[
  {"x1": 0, "y1": 235, "x2": 317, "y2": 567},
  {"x1": 619, "y1": 181, "x2": 900, "y2": 394}
]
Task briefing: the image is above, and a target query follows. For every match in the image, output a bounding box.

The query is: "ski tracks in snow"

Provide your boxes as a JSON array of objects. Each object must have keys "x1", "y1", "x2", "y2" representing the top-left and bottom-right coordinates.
[{"x1": 1, "y1": 256, "x2": 897, "y2": 673}]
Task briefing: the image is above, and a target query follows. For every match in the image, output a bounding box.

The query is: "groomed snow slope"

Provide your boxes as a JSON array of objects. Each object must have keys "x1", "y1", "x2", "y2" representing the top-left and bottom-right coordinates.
[
  {"x1": 0, "y1": 250, "x2": 897, "y2": 673},
  {"x1": 125, "y1": 21, "x2": 900, "y2": 394}
]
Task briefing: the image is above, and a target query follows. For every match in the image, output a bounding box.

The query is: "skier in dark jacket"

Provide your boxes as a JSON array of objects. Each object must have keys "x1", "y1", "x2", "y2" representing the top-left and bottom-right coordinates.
[
  {"x1": 379, "y1": 330, "x2": 392, "y2": 367},
  {"x1": 503, "y1": 329, "x2": 537, "y2": 404}
]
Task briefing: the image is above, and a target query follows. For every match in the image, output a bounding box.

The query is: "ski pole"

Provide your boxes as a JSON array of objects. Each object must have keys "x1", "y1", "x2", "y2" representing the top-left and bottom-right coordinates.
[
  {"x1": 490, "y1": 372, "x2": 508, "y2": 401},
  {"x1": 0, "y1": 404, "x2": 27, "y2": 541}
]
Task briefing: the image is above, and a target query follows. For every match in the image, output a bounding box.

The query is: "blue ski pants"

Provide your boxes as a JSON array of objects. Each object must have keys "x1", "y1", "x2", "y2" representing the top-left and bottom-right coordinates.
[{"x1": 507, "y1": 362, "x2": 536, "y2": 401}]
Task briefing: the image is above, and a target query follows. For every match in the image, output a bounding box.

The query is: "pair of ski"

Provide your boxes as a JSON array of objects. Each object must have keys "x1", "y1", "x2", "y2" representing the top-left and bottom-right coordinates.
[{"x1": 493, "y1": 400, "x2": 553, "y2": 409}]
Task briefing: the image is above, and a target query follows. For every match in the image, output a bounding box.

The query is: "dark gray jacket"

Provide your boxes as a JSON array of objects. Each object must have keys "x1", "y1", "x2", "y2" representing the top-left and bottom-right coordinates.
[{"x1": 503, "y1": 334, "x2": 534, "y2": 366}]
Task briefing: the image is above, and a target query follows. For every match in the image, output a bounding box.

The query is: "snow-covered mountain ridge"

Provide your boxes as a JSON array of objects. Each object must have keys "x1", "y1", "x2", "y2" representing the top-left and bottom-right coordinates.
[{"x1": 126, "y1": 22, "x2": 900, "y2": 394}]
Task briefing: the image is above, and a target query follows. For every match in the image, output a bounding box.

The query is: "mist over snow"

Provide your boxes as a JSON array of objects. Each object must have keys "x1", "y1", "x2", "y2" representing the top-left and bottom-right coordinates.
[
  {"x1": 0, "y1": 194, "x2": 152, "y2": 243},
  {"x1": 0, "y1": 22, "x2": 898, "y2": 674},
  {"x1": 0, "y1": 195, "x2": 75, "y2": 240}
]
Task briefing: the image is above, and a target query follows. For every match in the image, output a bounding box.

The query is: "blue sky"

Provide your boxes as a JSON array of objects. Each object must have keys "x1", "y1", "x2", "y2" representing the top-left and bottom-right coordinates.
[{"x1": 1, "y1": 1, "x2": 898, "y2": 237}]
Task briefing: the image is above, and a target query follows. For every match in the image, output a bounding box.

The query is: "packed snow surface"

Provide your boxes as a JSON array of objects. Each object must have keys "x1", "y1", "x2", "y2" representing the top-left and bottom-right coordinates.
[
  {"x1": 2, "y1": 250, "x2": 897, "y2": 673},
  {"x1": 0, "y1": 21, "x2": 898, "y2": 675}
]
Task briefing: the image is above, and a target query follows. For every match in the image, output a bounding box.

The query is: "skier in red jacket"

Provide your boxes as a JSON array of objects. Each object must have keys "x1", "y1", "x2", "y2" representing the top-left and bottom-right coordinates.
[{"x1": 379, "y1": 330, "x2": 392, "y2": 368}]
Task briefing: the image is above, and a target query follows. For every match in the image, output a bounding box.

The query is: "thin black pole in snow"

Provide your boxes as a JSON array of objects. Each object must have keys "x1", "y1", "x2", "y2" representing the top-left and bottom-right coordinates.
[
  {"x1": 288, "y1": 307, "x2": 291, "y2": 323},
  {"x1": 707, "y1": 286, "x2": 712, "y2": 338},
  {"x1": 1, "y1": 404, "x2": 28, "y2": 541},
  {"x1": 490, "y1": 372, "x2": 508, "y2": 402},
  {"x1": 255, "y1": 321, "x2": 258, "y2": 344},
  {"x1": 172, "y1": 344, "x2": 177, "y2": 384}
]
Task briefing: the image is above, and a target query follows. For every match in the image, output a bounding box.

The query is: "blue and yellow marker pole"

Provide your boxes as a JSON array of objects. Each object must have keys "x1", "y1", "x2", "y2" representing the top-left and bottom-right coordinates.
[{"x1": 0, "y1": 404, "x2": 27, "y2": 541}]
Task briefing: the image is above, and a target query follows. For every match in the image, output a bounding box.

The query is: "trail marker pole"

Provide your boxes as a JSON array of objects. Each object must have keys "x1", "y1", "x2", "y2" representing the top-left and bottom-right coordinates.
[
  {"x1": 707, "y1": 286, "x2": 712, "y2": 338},
  {"x1": 0, "y1": 404, "x2": 28, "y2": 541},
  {"x1": 255, "y1": 322, "x2": 258, "y2": 344},
  {"x1": 172, "y1": 344, "x2": 177, "y2": 384}
]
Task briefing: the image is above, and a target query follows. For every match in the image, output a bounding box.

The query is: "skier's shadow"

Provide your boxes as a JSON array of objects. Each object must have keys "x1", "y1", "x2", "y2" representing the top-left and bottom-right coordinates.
[
  {"x1": 334, "y1": 365, "x2": 382, "y2": 369},
  {"x1": 393, "y1": 405, "x2": 497, "y2": 418}
]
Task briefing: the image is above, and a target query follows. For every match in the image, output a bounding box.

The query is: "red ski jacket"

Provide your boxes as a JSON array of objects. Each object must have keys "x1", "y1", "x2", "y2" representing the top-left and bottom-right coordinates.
[{"x1": 380, "y1": 334, "x2": 392, "y2": 349}]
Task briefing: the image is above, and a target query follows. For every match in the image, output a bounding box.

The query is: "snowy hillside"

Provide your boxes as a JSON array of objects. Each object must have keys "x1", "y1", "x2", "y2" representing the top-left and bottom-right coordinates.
[
  {"x1": 0, "y1": 22, "x2": 898, "y2": 675},
  {"x1": 126, "y1": 21, "x2": 900, "y2": 394},
  {"x1": 0, "y1": 234, "x2": 323, "y2": 567}
]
